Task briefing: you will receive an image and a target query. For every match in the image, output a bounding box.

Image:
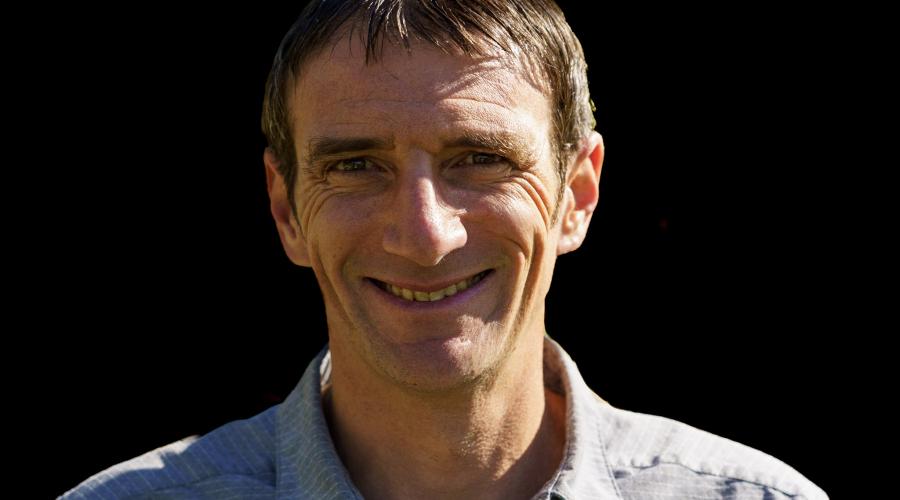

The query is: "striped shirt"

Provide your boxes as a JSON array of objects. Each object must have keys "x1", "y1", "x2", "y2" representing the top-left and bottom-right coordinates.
[{"x1": 61, "y1": 337, "x2": 827, "y2": 499}]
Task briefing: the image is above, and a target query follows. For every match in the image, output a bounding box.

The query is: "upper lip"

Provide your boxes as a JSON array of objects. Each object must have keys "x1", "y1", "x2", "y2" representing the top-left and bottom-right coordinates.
[{"x1": 368, "y1": 270, "x2": 490, "y2": 293}]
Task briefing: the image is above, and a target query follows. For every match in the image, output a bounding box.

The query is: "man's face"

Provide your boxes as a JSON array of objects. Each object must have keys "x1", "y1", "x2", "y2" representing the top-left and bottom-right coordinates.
[{"x1": 270, "y1": 37, "x2": 587, "y2": 391}]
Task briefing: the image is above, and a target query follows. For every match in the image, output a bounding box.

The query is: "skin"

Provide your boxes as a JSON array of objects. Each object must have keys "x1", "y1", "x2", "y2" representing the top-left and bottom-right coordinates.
[{"x1": 265, "y1": 34, "x2": 604, "y2": 500}]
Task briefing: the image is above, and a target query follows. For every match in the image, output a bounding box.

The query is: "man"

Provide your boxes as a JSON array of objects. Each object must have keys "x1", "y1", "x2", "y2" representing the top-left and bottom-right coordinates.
[{"x1": 62, "y1": 1, "x2": 827, "y2": 498}]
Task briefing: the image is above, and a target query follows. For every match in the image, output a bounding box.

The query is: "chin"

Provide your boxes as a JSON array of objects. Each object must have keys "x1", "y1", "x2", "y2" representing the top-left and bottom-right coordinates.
[{"x1": 363, "y1": 319, "x2": 512, "y2": 393}]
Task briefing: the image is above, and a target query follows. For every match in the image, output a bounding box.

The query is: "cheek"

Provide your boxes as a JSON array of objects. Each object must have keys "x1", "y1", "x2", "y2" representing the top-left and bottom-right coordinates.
[
  {"x1": 461, "y1": 179, "x2": 555, "y2": 256},
  {"x1": 299, "y1": 186, "x2": 381, "y2": 270},
  {"x1": 470, "y1": 174, "x2": 556, "y2": 229},
  {"x1": 508, "y1": 172, "x2": 557, "y2": 230}
]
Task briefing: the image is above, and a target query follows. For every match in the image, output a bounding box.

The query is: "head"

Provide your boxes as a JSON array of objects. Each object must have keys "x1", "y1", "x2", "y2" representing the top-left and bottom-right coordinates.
[
  {"x1": 262, "y1": 0, "x2": 596, "y2": 228},
  {"x1": 262, "y1": 0, "x2": 604, "y2": 392}
]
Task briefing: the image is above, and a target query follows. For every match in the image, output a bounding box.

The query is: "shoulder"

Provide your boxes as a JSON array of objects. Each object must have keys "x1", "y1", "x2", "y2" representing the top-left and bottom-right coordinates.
[
  {"x1": 60, "y1": 406, "x2": 278, "y2": 500},
  {"x1": 593, "y1": 400, "x2": 828, "y2": 500}
]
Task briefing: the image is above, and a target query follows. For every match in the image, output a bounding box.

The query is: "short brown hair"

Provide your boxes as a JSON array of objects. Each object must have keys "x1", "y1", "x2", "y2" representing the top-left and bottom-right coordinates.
[{"x1": 261, "y1": 0, "x2": 595, "y2": 226}]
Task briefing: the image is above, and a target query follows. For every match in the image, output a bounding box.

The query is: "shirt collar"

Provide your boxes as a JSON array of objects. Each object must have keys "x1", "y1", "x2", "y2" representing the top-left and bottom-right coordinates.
[
  {"x1": 275, "y1": 336, "x2": 621, "y2": 499},
  {"x1": 537, "y1": 335, "x2": 623, "y2": 499},
  {"x1": 275, "y1": 347, "x2": 363, "y2": 499}
]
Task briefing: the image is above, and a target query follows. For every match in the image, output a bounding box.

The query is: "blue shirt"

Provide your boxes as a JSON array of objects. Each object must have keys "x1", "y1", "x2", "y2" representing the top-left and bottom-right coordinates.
[{"x1": 61, "y1": 337, "x2": 827, "y2": 499}]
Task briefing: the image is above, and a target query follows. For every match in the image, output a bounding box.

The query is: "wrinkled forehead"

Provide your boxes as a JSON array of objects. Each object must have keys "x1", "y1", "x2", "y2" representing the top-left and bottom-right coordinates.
[{"x1": 288, "y1": 28, "x2": 551, "y2": 116}]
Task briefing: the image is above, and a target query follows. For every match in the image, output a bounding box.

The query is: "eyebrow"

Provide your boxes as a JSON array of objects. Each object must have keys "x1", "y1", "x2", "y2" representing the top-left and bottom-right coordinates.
[
  {"x1": 305, "y1": 130, "x2": 539, "y2": 168},
  {"x1": 445, "y1": 131, "x2": 538, "y2": 167},
  {"x1": 306, "y1": 136, "x2": 395, "y2": 163}
]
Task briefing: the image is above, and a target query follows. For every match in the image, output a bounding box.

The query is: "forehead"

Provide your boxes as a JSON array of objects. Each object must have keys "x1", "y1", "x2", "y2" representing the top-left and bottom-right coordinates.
[{"x1": 288, "y1": 35, "x2": 552, "y2": 153}]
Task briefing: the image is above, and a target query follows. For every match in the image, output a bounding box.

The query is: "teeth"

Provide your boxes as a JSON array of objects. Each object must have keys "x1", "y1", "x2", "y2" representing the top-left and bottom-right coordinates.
[{"x1": 382, "y1": 272, "x2": 486, "y2": 302}]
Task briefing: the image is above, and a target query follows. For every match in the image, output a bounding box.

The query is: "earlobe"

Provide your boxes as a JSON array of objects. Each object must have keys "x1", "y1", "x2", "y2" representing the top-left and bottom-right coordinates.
[
  {"x1": 557, "y1": 132, "x2": 604, "y2": 255},
  {"x1": 264, "y1": 148, "x2": 311, "y2": 267}
]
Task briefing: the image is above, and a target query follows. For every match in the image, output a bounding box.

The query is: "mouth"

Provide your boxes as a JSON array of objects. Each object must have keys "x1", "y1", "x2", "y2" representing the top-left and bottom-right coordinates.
[{"x1": 368, "y1": 270, "x2": 493, "y2": 303}]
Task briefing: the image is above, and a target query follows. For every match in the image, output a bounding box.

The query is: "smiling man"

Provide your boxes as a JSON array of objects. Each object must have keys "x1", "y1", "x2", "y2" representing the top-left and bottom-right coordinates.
[{"x1": 62, "y1": 1, "x2": 827, "y2": 499}]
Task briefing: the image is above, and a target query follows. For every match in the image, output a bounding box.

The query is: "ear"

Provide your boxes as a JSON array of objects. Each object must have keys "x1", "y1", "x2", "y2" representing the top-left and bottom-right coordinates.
[
  {"x1": 264, "y1": 147, "x2": 311, "y2": 267},
  {"x1": 557, "y1": 132, "x2": 604, "y2": 255}
]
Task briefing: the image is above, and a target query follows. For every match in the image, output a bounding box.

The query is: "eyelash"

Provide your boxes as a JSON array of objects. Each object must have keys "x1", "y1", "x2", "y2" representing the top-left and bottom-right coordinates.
[
  {"x1": 459, "y1": 152, "x2": 509, "y2": 167},
  {"x1": 330, "y1": 158, "x2": 376, "y2": 173},
  {"x1": 326, "y1": 153, "x2": 511, "y2": 175}
]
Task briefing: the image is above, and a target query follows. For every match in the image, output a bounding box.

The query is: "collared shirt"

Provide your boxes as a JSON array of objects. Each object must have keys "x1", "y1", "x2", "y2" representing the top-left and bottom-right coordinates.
[{"x1": 61, "y1": 337, "x2": 827, "y2": 499}]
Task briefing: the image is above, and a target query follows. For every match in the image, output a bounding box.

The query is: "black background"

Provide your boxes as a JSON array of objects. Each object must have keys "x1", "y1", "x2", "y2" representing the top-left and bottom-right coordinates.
[{"x1": 23, "y1": 2, "x2": 841, "y2": 497}]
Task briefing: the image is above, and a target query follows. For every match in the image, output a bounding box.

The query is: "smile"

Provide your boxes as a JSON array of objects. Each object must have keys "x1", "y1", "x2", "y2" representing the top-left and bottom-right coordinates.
[{"x1": 372, "y1": 270, "x2": 492, "y2": 302}]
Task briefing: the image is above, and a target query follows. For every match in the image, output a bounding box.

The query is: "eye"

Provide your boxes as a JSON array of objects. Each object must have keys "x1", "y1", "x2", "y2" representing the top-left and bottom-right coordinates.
[
  {"x1": 447, "y1": 152, "x2": 514, "y2": 182},
  {"x1": 459, "y1": 152, "x2": 508, "y2": 167},
  {"x1": 329, "y1": 158, "x2": 377, "y2": 174}
]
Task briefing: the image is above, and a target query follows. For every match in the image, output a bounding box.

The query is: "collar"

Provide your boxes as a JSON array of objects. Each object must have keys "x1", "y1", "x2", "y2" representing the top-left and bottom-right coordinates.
[{"x1": 274, "y1": 336, "x2": 622, "y2": 499}]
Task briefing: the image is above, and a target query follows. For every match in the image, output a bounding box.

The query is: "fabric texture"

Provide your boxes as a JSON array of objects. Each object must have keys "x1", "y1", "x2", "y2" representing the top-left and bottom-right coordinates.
[{"x1": 61, "y1": 337, "x2": 827, "y2": 499}]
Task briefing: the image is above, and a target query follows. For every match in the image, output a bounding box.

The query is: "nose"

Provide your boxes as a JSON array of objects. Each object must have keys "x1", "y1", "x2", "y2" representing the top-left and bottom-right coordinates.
[{"x1": 382, "y1": 169, "x2": 467, "y2": 267}]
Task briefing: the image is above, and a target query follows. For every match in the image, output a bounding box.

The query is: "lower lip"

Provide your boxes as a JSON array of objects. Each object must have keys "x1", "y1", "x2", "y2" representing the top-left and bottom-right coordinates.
[{"x1": 366, "y1": 270, "x2": 494, "y2": 310}]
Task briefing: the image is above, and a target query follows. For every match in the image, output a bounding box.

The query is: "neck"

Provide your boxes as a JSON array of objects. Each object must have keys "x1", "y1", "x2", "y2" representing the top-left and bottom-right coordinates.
[{"x1": 323, "y1": 330, "x2": 566, "y2": 500}]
